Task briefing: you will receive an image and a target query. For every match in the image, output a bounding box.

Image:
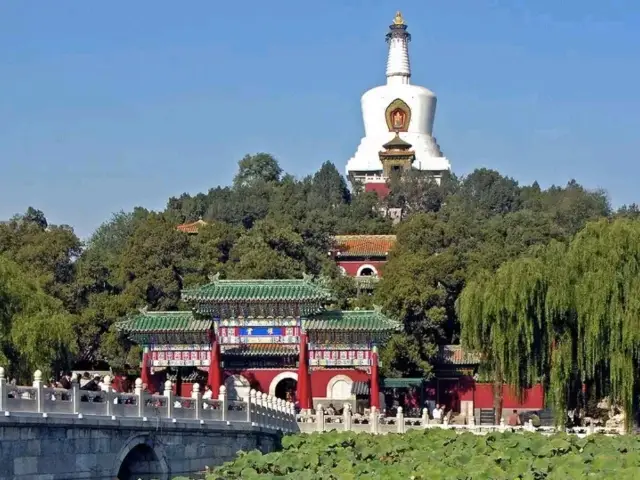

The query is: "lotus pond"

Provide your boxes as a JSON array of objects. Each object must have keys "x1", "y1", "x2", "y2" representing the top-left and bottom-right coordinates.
[{"x1": 174, "y1": 429, "x2": 640, "y2": 479}]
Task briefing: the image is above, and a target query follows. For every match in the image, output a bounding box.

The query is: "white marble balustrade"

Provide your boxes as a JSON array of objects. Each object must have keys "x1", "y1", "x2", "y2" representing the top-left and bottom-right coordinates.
[
  {"x1": 0, "y1": 367, "x2": 298, "y2": 433},
  {"x1": 297, "y1": 405, "x2": 625, "y2": 437}
]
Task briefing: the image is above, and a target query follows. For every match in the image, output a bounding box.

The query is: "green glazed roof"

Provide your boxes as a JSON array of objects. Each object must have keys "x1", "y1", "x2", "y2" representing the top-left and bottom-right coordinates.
[
  {"x1": 116, "y1": 311, "x2": 211, "y2": 334},
  {"x1": 304, "y1": 310, "x2": 402, "y2": 332},
  {"x1": 182, "y1": 277, "x2": 332, "y2": 303}
]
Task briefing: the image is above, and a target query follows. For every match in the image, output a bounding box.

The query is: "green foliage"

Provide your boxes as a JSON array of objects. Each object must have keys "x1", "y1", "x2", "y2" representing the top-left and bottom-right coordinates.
[
  {"x1": 0, "y1": 153, "x2": 617, "y2": 400},
  {"x1": 0, "y1": 256, "x2": 76, "y2": 380},
  {"x1": 459, "y1": 218, "x2": 640, "y2": 428},
  {"x1": 378, "y1": 172, "x2": 610, "y2": 380},
  {"x1": 204, "y1": 430, "x2": 640, "y2": 479}
]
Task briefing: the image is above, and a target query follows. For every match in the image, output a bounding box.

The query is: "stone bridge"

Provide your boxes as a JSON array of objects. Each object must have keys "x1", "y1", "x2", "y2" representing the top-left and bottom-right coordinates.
[{"x1": 0, "y1": 368, "x2": 297, "y2": 479}]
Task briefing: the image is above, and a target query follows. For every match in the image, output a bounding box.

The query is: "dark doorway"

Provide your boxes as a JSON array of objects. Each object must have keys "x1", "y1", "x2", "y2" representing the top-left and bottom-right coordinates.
[
  {"x1": 437, "y1": 379, "x2": 461, "y2": 413},
  {"x1": 275, "y1": 378, "x2": 297, "y2": 402},
  {"x1": 117, "y1": 443, "x2": 167, "y2": 480}
]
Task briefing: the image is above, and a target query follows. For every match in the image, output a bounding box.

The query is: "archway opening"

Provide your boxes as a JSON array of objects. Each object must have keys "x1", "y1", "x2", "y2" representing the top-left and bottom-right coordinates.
[
  {"x1": 329, "y1": 379, "x2": 353, "y2": 400},
  {"x1": 117, "y1": 443, "x2": 167, "y2": 480},
  {"x1": 359, "y1": 267, "x2": 375, "y2": 276},
  {"x1": 274, "y1": 378, "x2": 297, "y2": 402}
]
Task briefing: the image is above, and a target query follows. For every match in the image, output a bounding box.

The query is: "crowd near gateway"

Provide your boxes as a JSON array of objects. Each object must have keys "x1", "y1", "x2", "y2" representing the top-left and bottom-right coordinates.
[{"x1": 1, "y1": 9, "x2": 638, "y2": 480}]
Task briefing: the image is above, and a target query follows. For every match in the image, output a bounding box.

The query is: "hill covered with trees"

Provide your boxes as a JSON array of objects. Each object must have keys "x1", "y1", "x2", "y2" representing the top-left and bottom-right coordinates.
[{"x1": 0, "y1": 153, "x2": 621, "y2": 383}]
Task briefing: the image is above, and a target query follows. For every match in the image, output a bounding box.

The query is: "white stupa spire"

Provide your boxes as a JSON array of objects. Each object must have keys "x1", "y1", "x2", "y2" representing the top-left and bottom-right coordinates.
[
  {"x1": 385, "y1": 11, "x2": 411, "y2": 85},
  {"x1": 345, "y1": 11, "x2": 451, "y2": 186}
]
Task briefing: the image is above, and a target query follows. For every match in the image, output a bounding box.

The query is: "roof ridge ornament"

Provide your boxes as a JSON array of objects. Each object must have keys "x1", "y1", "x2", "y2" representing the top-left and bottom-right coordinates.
[
  {"x1": 302, "y1": 272, "x2": 314, "y2": 283},
  {"x1": 207, "y1": 272, "x2": 221, "y2": 283},
  {"x1": 138, "y1": 305, "x2": 149, "y2": 315},
  {"x1": 372, "y1": 304, "x2": 383, "y2": 313}
]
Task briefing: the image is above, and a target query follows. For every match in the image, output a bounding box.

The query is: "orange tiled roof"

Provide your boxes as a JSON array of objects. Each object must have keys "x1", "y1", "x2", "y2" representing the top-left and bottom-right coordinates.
[
  {"x1": 435, "y1": 345, "x2": 482, "y2": 365},
  {"x1": 332, "y1": 235, "x2": 396, "y2": 257},
  {"x1": 176, "y1": 219, "x2": 208, "y2": 234}
]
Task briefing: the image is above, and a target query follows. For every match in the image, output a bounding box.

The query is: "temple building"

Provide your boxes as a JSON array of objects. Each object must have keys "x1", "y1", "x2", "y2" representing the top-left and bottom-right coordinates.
[
  {"x1": 176, "y1": 219, "x2": 208, "y2": 234},
  {"x1": 329, "y1": 235, "x2": 396, "y2": 290},
  {"x1": 116, "y1": 275, "x2": 401, "y2": 411},
  {"x1": 346, "y1": 12, "x2": 451, "y2": 197}
]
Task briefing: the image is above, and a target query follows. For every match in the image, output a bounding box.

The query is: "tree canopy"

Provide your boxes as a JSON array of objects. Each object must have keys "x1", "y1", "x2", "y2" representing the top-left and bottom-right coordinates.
[{"x1": 0, "y1": 151, "x2": 623, "y2": 396}]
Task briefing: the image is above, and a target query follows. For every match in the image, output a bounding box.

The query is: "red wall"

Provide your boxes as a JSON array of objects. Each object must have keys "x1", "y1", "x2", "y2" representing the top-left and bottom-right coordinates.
[
  {"x1": 473, "y1": 383, "x2": 544, "y2": 409},
  {"x1": 221, "y1": 368, "x2": 370, "y2": 397},
  {"x1": 337, "y1": 260, "x2": 387, "y2": 277},
  {"x1": 309, "y1": 369, "x2": 370, "y2": 398},
  {"x1": 365, "y1": 183, "x2": 390, "y2": 198}
]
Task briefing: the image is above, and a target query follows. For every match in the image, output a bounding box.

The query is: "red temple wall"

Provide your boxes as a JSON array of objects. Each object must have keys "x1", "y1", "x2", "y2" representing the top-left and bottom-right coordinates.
[
  {"x1": 425, "y1": 378, "x2": 544, "y2": 411},
  {"x1": 364, "y1": 183, "x2": 390, "y2": 198},
  {"x1": 337, "y1": 260, "x2": 387, "y2": 277},
  {"x1": 310, "y1": 369, "x2": 370, "y2": 398},
  {"x1": 471, "y1": 383, "x2": 544, "y2": 409},
  {"x1": 219, "y1": 368, "x2": 370, "y2": 398}
]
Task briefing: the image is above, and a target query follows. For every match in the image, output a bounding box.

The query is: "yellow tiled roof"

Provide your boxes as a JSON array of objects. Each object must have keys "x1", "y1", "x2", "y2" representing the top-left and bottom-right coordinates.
[{"x1": 332, "y1": 235, "x2": 396, "y2": 257}]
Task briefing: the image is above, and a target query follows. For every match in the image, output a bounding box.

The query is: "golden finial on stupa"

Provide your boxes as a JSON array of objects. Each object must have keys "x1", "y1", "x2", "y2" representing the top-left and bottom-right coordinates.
[{"x1": 393, "y1": 11, "x2": 405, "y2": 25}]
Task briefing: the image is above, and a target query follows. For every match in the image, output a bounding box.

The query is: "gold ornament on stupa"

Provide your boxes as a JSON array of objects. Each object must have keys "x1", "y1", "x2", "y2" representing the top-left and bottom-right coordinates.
[{"x1": 393, "y1": 11, "x2": 405, "y2": 25}]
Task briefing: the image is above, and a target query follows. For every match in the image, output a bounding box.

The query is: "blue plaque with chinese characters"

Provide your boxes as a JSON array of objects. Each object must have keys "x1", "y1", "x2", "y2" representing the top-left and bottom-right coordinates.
[{"x1": 238, "y1": 327, "x2": 284, "y2": 336}]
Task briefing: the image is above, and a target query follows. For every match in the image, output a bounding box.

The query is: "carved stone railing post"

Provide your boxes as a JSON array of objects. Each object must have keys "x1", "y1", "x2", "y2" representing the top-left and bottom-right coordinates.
[
  {"x1": 164, "y1": 380, "x2": 173, "y2": 419},
  {"x1": 343, "y1": 403, "x2": 352, "y2": 432},
  {"x1": 499, "y1": 417, "x2": 506, "y2": 432},
  {"x1": 421, "y1": 407, "x2": 429, "y2": 428},
  {"x1": 316, "y1": 404, "x2": 325, "y2": 432},
  {"x1": 71, "y1": 378, "x2": 81, "y2": 415},
  {"x1": 191, "y1": 383, "x2": 201, "y2": 420},
  {"x1": 0, "y1": 367, "x2": 6, "y2": 412},
  {"x1": 370, "y1": 406, "x2": 379, "y2": 434},
  {"x1": 219, "y1": 385, "x2": 227, "y2": 421},
  {"x1": 103, "y1": 375, "x2": 113, "y2": 416},
  {"x1": 287, "y1": 401, "x2": 295, "y2": 430},
  {"x1": 468, "y1": 411, "x2": 476, "y2": 426},
  {"x1": 396, "y1": 406, "x2": 405, "y2": 434},
  {"x1": 249, "y1": 390, "x2": 257, "y2": 423},
  {"x1": 265, "y1": 395, "x2": 273, "y2": 429},
  {"x1": 273, "y1": 397, "x2": 285, "y2": 431},
  {"x1": 261, "y1": 393, "x2": 269, "y2": 427},
  {"x1": 134, "y1": 378, "x2": 144, "y2": 417},
  {"x1": 33, "y1": 370, "x2": 44, "y2": 413}
]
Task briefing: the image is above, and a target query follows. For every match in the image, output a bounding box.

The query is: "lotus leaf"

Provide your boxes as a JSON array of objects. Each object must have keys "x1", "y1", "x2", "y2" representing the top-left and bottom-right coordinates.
[{"x1": 196, "y1": 430, "x2": 640, "y2": 479}]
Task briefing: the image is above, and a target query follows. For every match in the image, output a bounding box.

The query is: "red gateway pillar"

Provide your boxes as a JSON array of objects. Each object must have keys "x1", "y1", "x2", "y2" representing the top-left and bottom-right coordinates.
[
  {"x1": 207, "y1": 333, "x2": 222, "y2": 397},
  {"x1": 296, "y1": 331, "x2": 312, "y2": 411},
  {"x1": 370, "y1": 346, "x2": 380, "y2": 409},
  {"x1": 141, "y1": 350, "x2": 151, "y2": 391}
]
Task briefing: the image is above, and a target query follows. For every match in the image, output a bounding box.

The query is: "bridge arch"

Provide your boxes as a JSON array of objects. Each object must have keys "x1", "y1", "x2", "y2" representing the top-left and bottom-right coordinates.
[{"x1": 113, "y1": 434, "x2": 169, "y2": 480}]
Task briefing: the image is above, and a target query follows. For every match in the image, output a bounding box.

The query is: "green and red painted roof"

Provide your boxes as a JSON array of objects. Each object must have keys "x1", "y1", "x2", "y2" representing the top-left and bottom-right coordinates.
[
  {"x1": 117, "y1": 309, "x2": 400, "y2": 335},
  {"x1": 181, "y1": 274, "x2": 332, "y2": 304},
  {"x1": 303, "y1": 310, "x2": 401, "y2": 332},
  {"x1": 116, "y1": 310, "x2": 211, "y2": 335}
]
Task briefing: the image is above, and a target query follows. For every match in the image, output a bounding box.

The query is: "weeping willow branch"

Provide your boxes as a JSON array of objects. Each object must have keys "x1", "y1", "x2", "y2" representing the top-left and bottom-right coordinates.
[{"x1": 458, "y1": 219, "x2": 640, "y2": 429}]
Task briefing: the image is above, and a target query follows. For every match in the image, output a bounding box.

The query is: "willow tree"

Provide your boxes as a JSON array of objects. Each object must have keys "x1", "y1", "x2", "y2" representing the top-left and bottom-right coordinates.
[
  {"x1": 459, "y1": 218, "x2": 640, "y2": 427},
  {"x1": 0, "y1": 256, "x2": 77, "y2": 381}
]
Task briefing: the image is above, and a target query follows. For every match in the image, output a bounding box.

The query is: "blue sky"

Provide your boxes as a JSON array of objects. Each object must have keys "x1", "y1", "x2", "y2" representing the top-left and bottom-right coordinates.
[{"x1": 1, "y1": 1, "x2": 639, "y2": 238}]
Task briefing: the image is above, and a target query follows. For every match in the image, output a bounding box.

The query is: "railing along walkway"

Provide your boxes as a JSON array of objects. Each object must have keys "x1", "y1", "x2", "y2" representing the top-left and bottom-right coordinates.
[
  {"x1": 297, "y1": 404, "x2": 626, "y2": 437},
  {"x1": 0, "y1": 367, "x2": 297, "y2": 433}
]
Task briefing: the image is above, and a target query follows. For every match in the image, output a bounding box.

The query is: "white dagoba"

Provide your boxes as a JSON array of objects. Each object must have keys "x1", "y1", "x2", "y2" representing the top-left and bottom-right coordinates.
[{"x1": 346, "y1": 12, "x2": 451, "y2": 188}]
